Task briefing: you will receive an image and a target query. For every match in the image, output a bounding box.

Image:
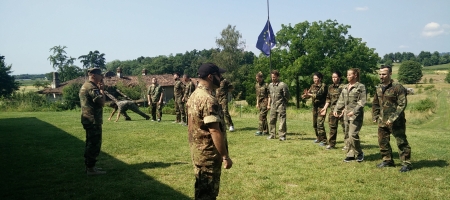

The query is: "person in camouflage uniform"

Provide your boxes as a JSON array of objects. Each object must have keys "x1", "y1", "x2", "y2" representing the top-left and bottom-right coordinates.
[
  {"x1": 173, "y1": 72, "x2": 186, "y2": 125},
  {"x1": 186, "y1": 63, "x2": 233, "y2": 200},
  {"x1": 147, "y1": 77, "x2": 164, "y2": 122},
  {"x1": 333, "y1": 68, "x2": 366, "y2": 163},
  {"x1": 182, "y1": 74, "x2": 196, "y2": 124},
  {"x1": 216, "y1": 78, "x2": 235, "y2": 132},
  {"x1": 322, "y1": 71, "x2": 346, "y2": 150},
  {"x1": 255, "y1": 71, "x2": 269, "y2": 136},
  {"x1": 302, "y1": 72, "x2": 328, "y2": 146},
  {"x1": 268, "y1": 70, "x2": 290, "y2": 141},
  {"x1": 372, "y1": 65, "x2": 412, "y2": 172},
  {"x1": 108, "y1": 100, "x2": 150, "y2": 122},
  {"x1": 79, "y1": 68, "x2": 106, "y2": 175}
]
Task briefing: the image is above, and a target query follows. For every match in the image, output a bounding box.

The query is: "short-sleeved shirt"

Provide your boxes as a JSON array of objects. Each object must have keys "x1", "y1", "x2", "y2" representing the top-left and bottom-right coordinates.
[
  {"x1": 187, "y1": 83, "x2": 226, "y2": 165},
  {"x1": 174, "y1": 79, "x2": 185, "y2": 99},
  {"x1": 372, "y1": 80, "x2": 407, "y2": 127},
  {"x1": 216, "y1": 79, "x2": 233, "y2": 103},
  {"x1": 79, "y1": 81, "x2": 103, "y2": 125},
  {"x1": 268, "y1": 81, "x2": 290, "y2": 108},
  {"x1": 148, "y1": 83, "x2": 163, "y2": 102}
]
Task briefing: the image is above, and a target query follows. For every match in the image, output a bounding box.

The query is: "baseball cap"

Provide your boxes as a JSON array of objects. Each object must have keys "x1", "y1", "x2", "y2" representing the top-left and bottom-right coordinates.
[
  {"x1": 88, "y1": 68, "x2": 102, "y2": 75},
  {"x1": 197, "y1": 63, "x2": 226, "y2": 78}
]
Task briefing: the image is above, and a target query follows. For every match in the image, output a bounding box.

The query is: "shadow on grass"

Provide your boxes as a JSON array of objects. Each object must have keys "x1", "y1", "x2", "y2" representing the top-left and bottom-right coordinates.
[
  {"x1": 0, "y1": 117, "x2": 190, "y2": 199},
  {"x1": 412, "y1": 159, "x2": 448, "y2": 169},
  {"x1": 237, "y1": 126, "x2": 258, "y2": 131}
]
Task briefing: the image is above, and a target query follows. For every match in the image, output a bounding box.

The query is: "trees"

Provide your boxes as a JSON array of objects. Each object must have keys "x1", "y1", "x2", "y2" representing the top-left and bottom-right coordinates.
[
  {"x1": 398, "y1": 60, "x2": 423, "y2": 84},
  {"x1": 275, "y1": 20, "x2": 379, "y2": 106},
  {"x1": 78, "y1": 50, "x2": 106, "y2": 70},
  {"x1": 0, "y1": 55, "x2": 20, "y2": 97},
  {"x1": 48, "y1": 46, "x2": 83, "y2": 82}
]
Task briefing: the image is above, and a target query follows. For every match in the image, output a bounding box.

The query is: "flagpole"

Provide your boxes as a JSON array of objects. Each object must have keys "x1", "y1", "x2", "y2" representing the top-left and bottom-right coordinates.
[{"x1": 267, "y1": 0, "x2": 272, "y2": 72}]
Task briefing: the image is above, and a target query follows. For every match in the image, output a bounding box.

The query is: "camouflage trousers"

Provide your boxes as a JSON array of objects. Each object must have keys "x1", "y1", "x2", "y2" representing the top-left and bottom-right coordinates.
[
  {"x1": 150, "y1": 102, "x2": 163, "y2": 120},
  {"x1": 194, "y1": 161, "x2": 222, "y2": 200},
  {"x1": 121, "y1": 103, "x2": 150, "y2": 120},
  {"x1": 258, "y1": 103, "x2": 268, "y2": 134},
  {"x1": 175, "y1": 97, "x2": 186, "y2": 123},
  {"x1": 83, "y1": 124, "x2": 102, "y2": 168},
  {"x1": 378, "y1": 119, "x2": 411, "y2": 165},
  {"x1": 312, "y1": 106, "x2": 327, "y2": 143},
  {"x1": 344, "y1": 119, "x2": 363, "y2": 157},
  {"x1": 328, "y1": 112, "x2": 345, "y2": 147},
  {"x1": 269, "y1": 104, "x2": 287, "y2": 138},
  {"x1": 219, "y1": 100, "x2": 234, "y2": 127}
]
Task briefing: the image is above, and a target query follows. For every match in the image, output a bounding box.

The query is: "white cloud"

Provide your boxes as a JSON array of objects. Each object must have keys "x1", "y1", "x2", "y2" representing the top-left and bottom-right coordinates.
[
  {"x1": 355, "y1": 6, "x2": 368, "y2": 11},
  {"x1": 399, "y1": 45, "x2": 409, "y2": 49},
  {"x1": 422, "y1": 22, "x2": 445, "y2": 37}
]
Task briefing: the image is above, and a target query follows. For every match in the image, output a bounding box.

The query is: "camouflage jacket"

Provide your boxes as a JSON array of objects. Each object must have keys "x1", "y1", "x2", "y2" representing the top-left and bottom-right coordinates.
[
  {"x1": 334, "y1": 82, "x2": 366, "y2": 121},
  {"x1": 79, "y1": 81, "x2": 104, "y2": 125},
  {"x1": 216, "y1": 79, "x2": 233, "y2": 102},
  {"x1": 186, "y1": 83, "x2": 227, "y2": 164},
  {"x1": 326, "y1": 83, "x2": 344, "y2": 111},
  {"x1": 174, "y1": 79, "x2": 185, "y2": 99},
  {"x1": 147, "y1": 83, "x2": 163, "y2": 102},
  {"x1": 116, "y1": 100, "x2": 135, "y2": 114},
  {"x1": 255, "y1": 82, "x2": 269, "y2": 106},
  {"x1": 184, "y1": 80, "x2": 196, "y2": 100},
  {"x1": 306, "y1": 83, "x2": 327, "y2": 108},
  {"x1": 268, "y1": 81, "x2": 290, "y2": 108},
  {"x1": 372, "y1": 80, "x2": 407, "y2": 127}
]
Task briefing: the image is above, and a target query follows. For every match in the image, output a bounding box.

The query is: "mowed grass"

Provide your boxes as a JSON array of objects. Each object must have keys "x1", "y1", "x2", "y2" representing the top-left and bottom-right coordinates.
[{"x1": 1, "y1": 69, "x2": 450, "y2": 199}]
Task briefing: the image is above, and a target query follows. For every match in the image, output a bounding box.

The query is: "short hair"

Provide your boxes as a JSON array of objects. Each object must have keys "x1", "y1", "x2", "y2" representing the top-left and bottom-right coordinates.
[
  {"x1": 183, "y1": 74, "x2": 190, "y2": 78},
  {"x1": 313, "y1": 72, "x2": 323, "y2": 80},
  {"x1": 380, "y1": 65, "x2": 392, "y2": 73},
  {"x1": 332, "y1": 70, "x2": 342, "y2": 78},
  {"x1": 256, "y1": 71, "x2": 263, "y2": 78},
  {"x1": 271, "y1": 70, "x2": 279, "y2": 77}
]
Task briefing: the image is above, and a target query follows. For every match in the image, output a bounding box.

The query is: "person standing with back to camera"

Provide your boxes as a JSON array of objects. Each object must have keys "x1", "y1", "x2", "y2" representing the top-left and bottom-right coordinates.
[
  {"x1": 333, "y1": 68, "x2": 366, "y2": 163},
  {"x1": 79, "y1": 67, "x2": 106, "y2": 175}
]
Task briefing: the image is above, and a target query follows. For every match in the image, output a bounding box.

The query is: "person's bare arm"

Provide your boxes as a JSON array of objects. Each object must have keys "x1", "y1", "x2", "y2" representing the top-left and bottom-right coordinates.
[{"x1": 208, "y1": 122, "x2": 233, "y2": 169}]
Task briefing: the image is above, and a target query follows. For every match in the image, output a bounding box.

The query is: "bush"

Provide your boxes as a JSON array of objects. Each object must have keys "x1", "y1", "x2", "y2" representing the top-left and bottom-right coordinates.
[
  {"x1": 398, "y1": 60, "x2": 423, "y2": 84},
  {"x1": 424, "y1": 85, "x2": 435, "y2": 91},
  {"x1": 0, "y1": 90, "x2": 50, "y2": 111},
  {"x1": 429, "y1": 78, "x2": 434, "y2": 84},
  {"x1": 410, "y1": 98, "x2": 435, "y2": 112},
  {"x1": 245, "y1": 93, "x2": 256, "y2": 106},
  {"x1": 62, "y1": 83, "x2": 82, "y2": 110},
  {"x1": 445, "y1": 72, "x2": 450, "y2": 83},
  {"x1": 422, "y1": 78, "x2": 427, "y2": 84}
]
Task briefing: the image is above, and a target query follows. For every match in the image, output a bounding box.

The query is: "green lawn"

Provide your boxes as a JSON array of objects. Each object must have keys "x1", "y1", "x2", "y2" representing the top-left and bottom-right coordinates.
[{"x1": 1, "y1": 87, "x2": 450, "y2": 199}]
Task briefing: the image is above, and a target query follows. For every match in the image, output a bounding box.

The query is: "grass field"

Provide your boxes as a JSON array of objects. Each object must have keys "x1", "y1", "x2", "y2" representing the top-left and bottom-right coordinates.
[{"x1": 1, "y1": 66, "x2": 450, "y2": 199}]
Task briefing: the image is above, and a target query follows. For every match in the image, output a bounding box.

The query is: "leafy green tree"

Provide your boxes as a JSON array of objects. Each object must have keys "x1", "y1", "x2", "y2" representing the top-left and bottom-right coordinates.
[
  {"x1": 33, "y1": 80, "x2": 50, "y2": 90},
  {"x1": 394, "y1": 52, "x2": 402, "y2": 62},
  {"x1": 275, "y1": 20, "x2": 379, "y2": 106},
  {"x1": 62, "y1": 82, "x2": 82, "y2": 110},
  {"x1": 398, "y1": 60, "x2": 423, "y2": 84},
  {"x1": 417, "y1": 51, "x2": 431, "y2": 63},
  {"x1": 78, "y1": 50, "x2": 106, "y2": 70},
  {"x1": 47, "y1": 45, "x2": 80, "y2": 82},
  {"x1": 0, "y1": 55, "x2": 20, "y2": 97},
  {"x1": 445, "y1": 71, "x2": 450, "y2": 83}
]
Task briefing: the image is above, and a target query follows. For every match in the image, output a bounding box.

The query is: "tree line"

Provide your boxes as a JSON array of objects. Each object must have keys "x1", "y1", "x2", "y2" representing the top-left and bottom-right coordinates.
[{"x1": 380, "y1": 51, "x2": 450, "y2": 67}]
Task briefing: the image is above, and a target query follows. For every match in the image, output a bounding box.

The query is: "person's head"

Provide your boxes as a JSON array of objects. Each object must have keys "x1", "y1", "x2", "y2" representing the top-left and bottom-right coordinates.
[
  {"x1": 347, "y1": 68, "x2": 360, "y2": 83},
  {"x1": 173, "y1": 72, "x2": 180, "y2": 80},
  {"x1": 270, "y1": 70, "x2": 280, "y2": 83},
  {"x1": 312, "y1": 72, "x2": 323, "y2": 85},
  {"x1": 332, "y1": 71, "x2": 342, "y2": 84},
  {"x1": 183, "y1": 74, "x2": 190, "y2": 82},
  {"x1": 87, "y1": 68, "x2": 103, "y2": 84},
  {"x1": 152, "y1": 77, "x2": 157, "y2": 84},
  {"x1": 197, "y1": 63, "x2": 226, "y2": 89},
  {"x1": 379, "y1": 65, "x2": 392, "y2": 84},
  {"x1": 256, "y1": 71, "x2": 264, "y2": 83}
]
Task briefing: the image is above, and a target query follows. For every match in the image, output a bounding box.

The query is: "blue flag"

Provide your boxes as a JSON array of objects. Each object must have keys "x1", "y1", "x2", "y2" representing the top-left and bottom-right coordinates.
[{"x1": 256, "y1": 20, "x2": 276, "y2": 56}]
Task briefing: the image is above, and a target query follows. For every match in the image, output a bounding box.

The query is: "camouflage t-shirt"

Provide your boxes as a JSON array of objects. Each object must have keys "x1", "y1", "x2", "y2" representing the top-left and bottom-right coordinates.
[
  {"x1": 187, "y1": 83, "x2": 226, "y2": 165},
  {"x1": 326, "y1": 83, "x2": 344, "y2": 111},
  {"x1": 79, "y1": 81, "x2": 104, "y2": 125},
  {"x1": 255, "y1": 82, "x2": 269, "y2": 105},
  {"x1": 216, "y1": 79, "x2": 233, "y2": 102},
  {"x1": 184, "y1": 81, "x2": 196, "y2": 100},
  {"x1": 116, "y1": 100, "x2": 135, "y2": 114},
  {"x1": 372, "y1": 80, "x2": 407, "y2": 127},
  {"x1": 307, "y1": 83, "x2": 327, "y2": 108}
]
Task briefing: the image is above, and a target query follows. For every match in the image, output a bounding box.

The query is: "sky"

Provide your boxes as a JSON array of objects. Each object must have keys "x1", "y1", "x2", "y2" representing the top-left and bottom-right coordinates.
[{"x1": 1, "y1": 0, "x2": 449, "y2": 75}]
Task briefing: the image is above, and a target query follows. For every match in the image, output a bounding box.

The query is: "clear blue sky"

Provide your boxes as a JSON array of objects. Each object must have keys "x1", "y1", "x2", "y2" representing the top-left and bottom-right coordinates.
[{"x1": 1, "y1": 0, "x2": 449, "y2": 75}]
